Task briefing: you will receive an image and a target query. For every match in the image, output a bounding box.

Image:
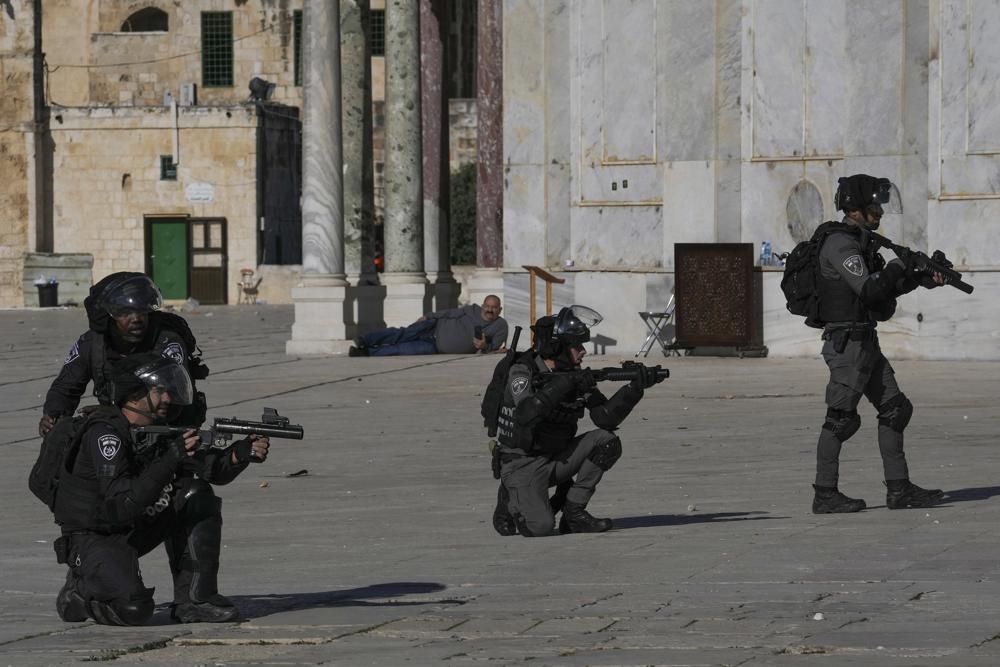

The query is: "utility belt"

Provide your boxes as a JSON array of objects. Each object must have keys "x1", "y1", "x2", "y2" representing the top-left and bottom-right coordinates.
[{"x1": 822, "y1": 323, "x2": 875, "y2": 353}]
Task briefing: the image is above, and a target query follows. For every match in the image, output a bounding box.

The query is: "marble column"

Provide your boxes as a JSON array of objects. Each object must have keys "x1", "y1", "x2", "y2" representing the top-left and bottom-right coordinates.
[
  {"x1": 341, "y1": 0, "x2": 385, "y2": 333},
  {"x1": 469, "y1": 0, "x2": 505, "y2": 304},
  {"x1": 421, "y1": 0, "x2": 459, "y2": 311},
  {"x1": 382, "y1": 0, "x2": 433, "y2": 324},
  {"x1": 287, "y1": 0, "x2": 353, "y2": 355}
]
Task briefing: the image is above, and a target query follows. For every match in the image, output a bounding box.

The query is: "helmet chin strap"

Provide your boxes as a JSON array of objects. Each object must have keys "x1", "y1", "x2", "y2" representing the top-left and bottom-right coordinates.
[{"x1": 123, "y1": 395, "x2": 170, "y2": 425}]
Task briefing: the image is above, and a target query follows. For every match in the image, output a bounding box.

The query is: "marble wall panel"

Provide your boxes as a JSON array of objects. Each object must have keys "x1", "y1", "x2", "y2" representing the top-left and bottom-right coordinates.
[
  {"x1": 927, "y1": 199, "x2": 1000, "y2": 269},
  {"x1": 570, "y1": 206, "x2": 663, "y2": 269},
  {"x1": 602, "y1": 0, "x2": 656, "y2": 162},
  {"x1": 803, "y1": 0, "x2": 845, "y2": 156},
  {"x1": 658, "y1": 0, "x2": 715, "y2": 162},
  {"x1": 662, "y1": 160, "x2": 718, "y2": 270},
  {"x1": 544, "y1": 0, "x2": 572, "y2": 165},
  {"x1": 967, "y1": 0, "x2": 1000, "y2": 152},
  {"x1": 503, "y1": 0, "x2": 545, "y2": 166},
  {"x1": 573, "y1": 272, "x2": 651, "y2": 354},
  {"x1": 752, "y1": 0, "x2": 805, "y2": 158},
  {"x1": 844, "y1": 0, "x2": 905, "y2": 156},
  {"x1": 503, "y1": 163, "x2": 547, "y2": 268},
  {"x1": 545, "y1": 161, "x2": 571, "y2": 267}
]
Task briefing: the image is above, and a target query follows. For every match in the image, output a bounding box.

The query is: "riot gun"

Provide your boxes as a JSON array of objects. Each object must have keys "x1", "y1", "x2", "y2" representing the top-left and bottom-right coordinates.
[
  {"x1": 133, "y1": 407, "x2": 304, "y2": 453},
  {"x1": 868, "y1": 232, "x2": 974, "y2": 294},
  {"x1": 534, "y1": 360, "x2": 670, "y2": 387}
]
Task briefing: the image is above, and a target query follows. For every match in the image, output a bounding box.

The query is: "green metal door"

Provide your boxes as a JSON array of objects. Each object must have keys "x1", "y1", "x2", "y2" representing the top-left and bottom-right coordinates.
[{"x1": 149, "y1": 219, "x2": 189, "y2": 299}]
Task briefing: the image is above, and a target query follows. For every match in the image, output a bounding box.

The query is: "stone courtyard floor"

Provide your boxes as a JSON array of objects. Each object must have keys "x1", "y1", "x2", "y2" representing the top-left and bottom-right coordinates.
[{"x1": 1, "y1": 305, "x2": 999, "y2": 666}]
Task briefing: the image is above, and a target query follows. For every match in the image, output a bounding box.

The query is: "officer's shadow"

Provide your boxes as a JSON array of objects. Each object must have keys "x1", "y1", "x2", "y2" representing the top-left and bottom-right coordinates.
[
  {"x1": 149, "y1": 582, "x2": 453, "y2": 624},
  {"x1": 612, "y1": 510, "x2": 780, "y2": 530},
  {"x1": 934, "y1": 485, "x2": 1000, "y2": 506}
]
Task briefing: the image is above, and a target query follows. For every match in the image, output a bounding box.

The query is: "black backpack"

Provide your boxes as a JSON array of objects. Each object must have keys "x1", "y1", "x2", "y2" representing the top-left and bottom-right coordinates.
[
  {"x1": 780, "y1": 221, "x2": 844, "y2": 329},
  {"x1": 28, "y1": 407, "x2": 116, "y2": 511},
  {"x1": 480, "y1": 327, "x2": 524, "y2": 437}
]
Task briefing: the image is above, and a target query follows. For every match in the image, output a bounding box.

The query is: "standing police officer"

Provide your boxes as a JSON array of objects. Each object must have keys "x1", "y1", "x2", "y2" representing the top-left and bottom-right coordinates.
[
  {"x1": 811, "y1": 174, "x2": 945, "y2": 513},
  {"x1": 39, "y1": 272, "x2": 208, "y2": 437},
  {"x1": 491, "y1": 306, "x2": 664, "y2": 536},
  {"x1": 54, "y1": 353, "x2": 269, "y2": 625}
]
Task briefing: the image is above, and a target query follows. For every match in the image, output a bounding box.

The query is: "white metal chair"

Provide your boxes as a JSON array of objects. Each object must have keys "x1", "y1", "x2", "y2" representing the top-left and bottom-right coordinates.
[{"x1": 636, "y1": 294, "x2": 677, "y2": 357}]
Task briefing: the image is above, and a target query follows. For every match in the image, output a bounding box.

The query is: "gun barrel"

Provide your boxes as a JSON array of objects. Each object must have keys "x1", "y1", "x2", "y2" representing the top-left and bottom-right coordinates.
[
  {"x1": 214, "y1": 418, "x2": 305, "y2": 440},
  {"x1": 593, "y1": 367, "x2": 670, "y2": 383}
]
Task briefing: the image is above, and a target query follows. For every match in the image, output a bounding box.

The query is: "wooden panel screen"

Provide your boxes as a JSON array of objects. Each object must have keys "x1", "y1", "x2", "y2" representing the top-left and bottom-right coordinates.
[{"x1": 674, "y1": 243, "x2": 758, "y2": 348}]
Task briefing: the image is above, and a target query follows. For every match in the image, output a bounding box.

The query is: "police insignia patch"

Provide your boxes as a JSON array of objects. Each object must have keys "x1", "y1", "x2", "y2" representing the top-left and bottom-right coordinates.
[
  {"x1": 63, "y1": 341, "x2": 80, "y2": 365},
  {"x1": 98, "y1": 434, "x2": 121, "y2": 461},
  {"x1": 842, "y1": 255, "x2": 865, "y2": 277},
  {"x1": 162, "y1": 342, "x2": 185, "y2": 364},
  {"x1": 511, "y1": 377, "x2": 529, "y2": 396}
]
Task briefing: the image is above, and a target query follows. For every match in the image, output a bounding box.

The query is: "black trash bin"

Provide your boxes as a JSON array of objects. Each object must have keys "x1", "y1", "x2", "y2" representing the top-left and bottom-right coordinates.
[{"x1": 37, "y1": 282, "x2": 59, "y2": 307}]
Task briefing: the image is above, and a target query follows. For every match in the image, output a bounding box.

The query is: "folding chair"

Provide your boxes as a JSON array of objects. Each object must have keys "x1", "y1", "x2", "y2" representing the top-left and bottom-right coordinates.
[{"x1": 635, "y1": 294, "x2": 676, "y2": 357}]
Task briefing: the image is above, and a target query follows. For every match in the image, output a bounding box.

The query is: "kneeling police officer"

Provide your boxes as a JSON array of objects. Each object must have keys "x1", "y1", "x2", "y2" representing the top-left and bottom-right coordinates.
[
  {"x1": 492, "y1": 306, "x2": 664, "y2": 537},
  {"x1": 53, "y1": 353, "x2": 269, "y2": 625}
]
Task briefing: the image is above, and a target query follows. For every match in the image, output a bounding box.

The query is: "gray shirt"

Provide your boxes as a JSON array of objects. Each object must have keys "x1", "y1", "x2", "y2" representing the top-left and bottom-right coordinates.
[{"x1": 428, "y1": 304, "x2": 509, "y2": 354}]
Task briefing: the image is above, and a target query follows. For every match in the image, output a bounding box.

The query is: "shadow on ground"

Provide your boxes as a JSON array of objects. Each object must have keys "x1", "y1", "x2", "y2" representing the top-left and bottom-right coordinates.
[
  {"x1": 148, "y1": 582, "x2": 452, "y2": 624},
  {"x1": 612, "y1": 511, "x2": 780, "y2": 529}
]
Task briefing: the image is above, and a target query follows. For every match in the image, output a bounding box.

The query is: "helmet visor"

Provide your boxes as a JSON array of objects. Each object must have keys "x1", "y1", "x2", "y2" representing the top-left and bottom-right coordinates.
[
  {"x1": 137, "y1": 360, "x2": 193, "y2": 406},
  {"x1": 102, "y1": 276, "x2": 163, "y2": 318},
  {"x1": 554, "y1": 305, "x2": 603, "y2": 340},
  {"x1": 872, "y1": 179, "x2": 902, "y2": 214}
]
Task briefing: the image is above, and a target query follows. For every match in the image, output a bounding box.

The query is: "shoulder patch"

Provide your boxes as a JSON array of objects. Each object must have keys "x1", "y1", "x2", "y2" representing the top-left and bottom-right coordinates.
[
  {"x1": 842, "y1": 255, "x2": 865, "y2": 277},
  {"x1": 161, "y1": 342, "x2": 185, "y2": 364},
  {"x1": 63, "y1": 341, "x2": 80, "y2": 365},
  {"x1": 98, "y1": 434, "x2": 122, "y2": 461},
  {"x1": 511, "y1": 376, "x2": 529, "y2": 396}
]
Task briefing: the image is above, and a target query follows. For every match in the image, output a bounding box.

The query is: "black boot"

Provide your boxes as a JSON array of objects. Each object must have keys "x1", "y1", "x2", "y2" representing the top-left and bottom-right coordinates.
[
  {"x1": 885, "y1": 479, "x2": 944, "y2": 509},
  {"x1": 56, "y1": 569, "x2": 88, "y2": 622},
  {"x1": 492, "y1": 483, "x2": 517, "y2": 536},
  {"x1": 558, "y1": 501, "x2": 612, "y2": 533},
  {"x1": 812, "y1": 484, "x2": 866, "y2": 514},
  {"x1": 166, "y1": 492, "x2": 239, "y2": 623}
]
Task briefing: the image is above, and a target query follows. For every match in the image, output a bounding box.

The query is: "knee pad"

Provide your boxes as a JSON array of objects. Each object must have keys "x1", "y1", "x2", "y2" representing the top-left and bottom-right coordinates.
[
  {"x1": 514, "y1": 512, "x2": 555, "y2": 538},
  {"x1": 177, "y1": 478, "x2": 220, "y2": 518},
  {"x1": 823, "y1": 408, "x2": 861, "y2": 442},
  {"x1": 87, "y1": 592, "x2": 155, "y2": 626},
  {"x1": 878, "y1": 393, "x2": 913, "y2": 432},
  {"x1": 587, "y1": 436, "x2": 622, "y2": 471}
]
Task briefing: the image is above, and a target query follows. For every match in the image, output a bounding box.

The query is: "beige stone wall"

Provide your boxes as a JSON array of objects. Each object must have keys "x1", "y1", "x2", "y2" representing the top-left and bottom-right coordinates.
[
  {"x1": 45, "y1": 0, "x2": 304, "y2": 109},
  {"x1": 0, "y1": 0, "x2": 36, "y2": 308},
  {"x1": 50, "y1": 106, "x2": 259, "y2": 304}
]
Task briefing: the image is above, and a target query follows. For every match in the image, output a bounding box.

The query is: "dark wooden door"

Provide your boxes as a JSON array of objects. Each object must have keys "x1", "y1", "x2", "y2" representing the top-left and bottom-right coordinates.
[{"x1": 189, "y1": 219, "x2": 227, "y2": 304}]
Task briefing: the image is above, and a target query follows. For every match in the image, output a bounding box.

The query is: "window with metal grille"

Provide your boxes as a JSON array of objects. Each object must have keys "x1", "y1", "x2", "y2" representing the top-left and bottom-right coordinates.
[
  {"x1": 370, "y1": 8, "x2": 385, "y2": 56},
  {"x1": 293, "y1": 10, "x2": 302, "y2": 86},
  {"x1": 160, "y1": 155, "x2": 177, "y2": 180},
  {"x1": 201, "y1": 11, "x2": 233, "y2": 88}
]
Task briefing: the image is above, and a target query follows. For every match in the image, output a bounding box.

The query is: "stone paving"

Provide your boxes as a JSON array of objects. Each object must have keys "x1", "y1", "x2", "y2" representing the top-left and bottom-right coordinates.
[{"x1": 1, "y1": 305, "x2": 999, "y2": 666}]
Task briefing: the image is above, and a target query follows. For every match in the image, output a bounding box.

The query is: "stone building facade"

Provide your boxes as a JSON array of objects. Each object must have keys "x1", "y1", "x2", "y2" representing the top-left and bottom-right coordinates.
[{"x1": 503, "y1": 0, "x2": 1000, "y2": 360}]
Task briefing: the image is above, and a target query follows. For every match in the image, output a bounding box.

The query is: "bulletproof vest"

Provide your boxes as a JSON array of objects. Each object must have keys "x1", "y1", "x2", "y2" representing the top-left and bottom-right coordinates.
[
  {"x1": 497, "y1": 359, "x2": 585, "y2": 456},
  {"x1": 50, "y1": 407, "x2": 124, "y2": 530},
  {"x1": 817, "y1": 227, "x2": 882, "y2": 324},
  {"x1": 496, "y1": 359, "x2": 536, "y2": 452}
]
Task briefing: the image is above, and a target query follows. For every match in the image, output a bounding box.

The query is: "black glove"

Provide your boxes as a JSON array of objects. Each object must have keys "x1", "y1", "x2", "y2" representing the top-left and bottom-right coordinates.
[
  {"x1": 629, "y1": 364, "x2": 662, "y2": 390},
  {"x1": 573, "y1": 369, "x2": 597, "y2": 393},
  {"x1": 38, "y1": 414, "x2": 56, "y2": 438},
  {"x1": 231, "y1": 438, "x2": 254, "y2": 465}
]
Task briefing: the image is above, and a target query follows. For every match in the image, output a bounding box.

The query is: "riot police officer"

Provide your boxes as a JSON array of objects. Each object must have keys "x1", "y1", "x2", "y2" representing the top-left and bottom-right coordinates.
[
  {"x1": 811, "y1": 174, "x2": 945, "y2": 513},
  {"x1": 39, "y1": 272, "x2": 208, "y2": 437},
  {"x1": 491, "y1": 306, "x2": 665, "y2": 537},
  {"x1": 54, "y1": 353, "x2": 269, "y2": 625}
]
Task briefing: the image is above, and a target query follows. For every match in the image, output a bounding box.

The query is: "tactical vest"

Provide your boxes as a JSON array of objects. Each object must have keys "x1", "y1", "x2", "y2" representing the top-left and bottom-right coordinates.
[
  {"x1": 817, "y1": 227, "x2": 884, "y2": 324},
  {"x1": 52, "y1": 409, "x2": 131, "y2": 532},
  {"x1": 497, "y1": 359, "x2": 585, "y2": 456}
]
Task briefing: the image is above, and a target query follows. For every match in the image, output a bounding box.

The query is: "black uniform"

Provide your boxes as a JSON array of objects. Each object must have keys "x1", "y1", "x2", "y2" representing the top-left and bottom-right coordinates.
[
  {"x1": 814, "y1": 220, "x2": 918, "y2": 487},
  {"x1": 495, "y1": 354, "x2": 642, "y2": 536},
  {"x1": 54, "y1": 408, "x2": 249, "y2": 625}
]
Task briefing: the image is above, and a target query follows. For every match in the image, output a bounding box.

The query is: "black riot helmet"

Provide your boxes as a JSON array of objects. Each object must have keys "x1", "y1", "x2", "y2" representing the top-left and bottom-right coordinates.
[
  {"x1": 99, "y1": 274, "x2": 163, "y2": 318},
  {"x1": 532, "y1": 305, "x2": 603, "y2": 359},
  {"x1": 835, "y1": 174, "x2": 902, "y2": 216},
  {"x1": 111, "y1": 353, "x2": 193, "y2": 423}
]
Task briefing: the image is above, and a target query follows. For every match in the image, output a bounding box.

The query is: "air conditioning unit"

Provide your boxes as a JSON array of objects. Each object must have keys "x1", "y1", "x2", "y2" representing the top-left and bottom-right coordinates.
[{"x1": 179, "y1": 83, "x2": 197, "y2": 107}]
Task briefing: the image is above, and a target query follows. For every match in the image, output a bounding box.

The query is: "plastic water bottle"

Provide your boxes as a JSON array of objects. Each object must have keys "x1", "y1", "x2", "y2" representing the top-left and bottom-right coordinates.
[{"x1": 759, "y1": 241, "x2": 772, "y2": 266}]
